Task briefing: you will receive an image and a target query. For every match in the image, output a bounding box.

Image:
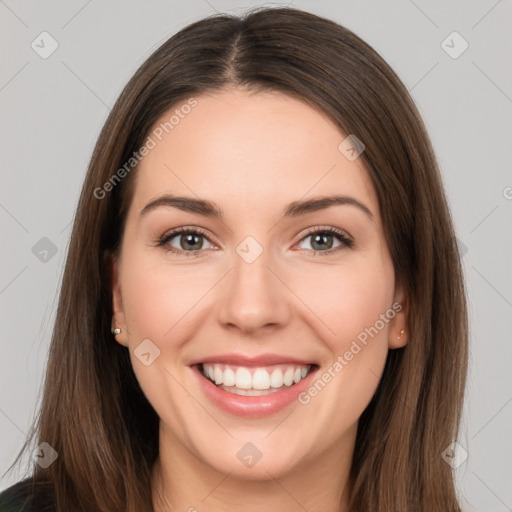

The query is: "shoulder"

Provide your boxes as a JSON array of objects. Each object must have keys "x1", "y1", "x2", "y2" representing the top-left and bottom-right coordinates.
[{"x1": 0, "y1": 477, "x2": 55, "y2": 512}]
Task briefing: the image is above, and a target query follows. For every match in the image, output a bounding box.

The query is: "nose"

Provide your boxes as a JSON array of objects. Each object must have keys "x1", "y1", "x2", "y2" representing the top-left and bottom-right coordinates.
[{"x1": 216, "y1": 245, "x2": 291, "y2": 336}]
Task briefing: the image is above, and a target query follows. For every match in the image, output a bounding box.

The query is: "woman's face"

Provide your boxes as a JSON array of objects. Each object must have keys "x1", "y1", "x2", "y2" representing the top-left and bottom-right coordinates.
[{"x1": 110, "y1": 87, "x2": 407, "y2": 480}]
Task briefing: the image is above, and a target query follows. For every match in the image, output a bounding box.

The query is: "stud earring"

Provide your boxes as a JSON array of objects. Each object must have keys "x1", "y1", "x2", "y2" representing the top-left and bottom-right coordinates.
[
  {"x1": 397, "y1": 328, "x2": 405, "y2": 340},
  {"x1": 112, "y1": 327, "x2": 121, "y2": 335}
]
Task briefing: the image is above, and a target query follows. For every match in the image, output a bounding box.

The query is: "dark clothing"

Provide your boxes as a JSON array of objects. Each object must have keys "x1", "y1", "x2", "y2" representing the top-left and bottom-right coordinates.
[{"x1": 0, "y1": 478, "x2": 54, "y2": 512}]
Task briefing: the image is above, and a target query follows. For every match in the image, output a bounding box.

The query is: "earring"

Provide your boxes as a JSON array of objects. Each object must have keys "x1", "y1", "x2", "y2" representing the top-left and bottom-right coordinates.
[
  {"x1": 112, "y1": 327, "x2": 121, "y2": 335},
  {"x1": 397, "y1": 328, "x2": 405, "y2": 340}
]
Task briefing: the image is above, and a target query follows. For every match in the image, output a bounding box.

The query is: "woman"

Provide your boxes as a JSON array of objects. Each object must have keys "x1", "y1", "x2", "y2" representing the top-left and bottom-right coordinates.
[{"x1": 1, "y1": 6, "x2": 468, "y2": 511}]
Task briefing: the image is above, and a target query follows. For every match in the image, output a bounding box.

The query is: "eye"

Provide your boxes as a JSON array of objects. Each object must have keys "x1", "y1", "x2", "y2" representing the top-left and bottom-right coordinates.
[
  {"x1": 295, "y1": 226, "x2": 353, "y2": 255},
  {"x1": 156, "y1": 225, "x2": 353, "y2": 257},
  {"x1": 157, "y1": 227, "x2": 216, "y2": 257}
]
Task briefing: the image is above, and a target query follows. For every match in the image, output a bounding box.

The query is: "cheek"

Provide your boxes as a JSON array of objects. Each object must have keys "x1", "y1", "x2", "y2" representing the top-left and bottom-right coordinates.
[
  {"x1": 118, "y1": 251, "x2": 205, "y2": 430},
  {"x1": 120, "y1": 251, "x2": 215, "y2": 341},
  {"x1": 290, "y1": 256, "x2": 393, "y2": 412},
  {"x1": 288, "y1": 253, "x2": 395, "y2": 348}
]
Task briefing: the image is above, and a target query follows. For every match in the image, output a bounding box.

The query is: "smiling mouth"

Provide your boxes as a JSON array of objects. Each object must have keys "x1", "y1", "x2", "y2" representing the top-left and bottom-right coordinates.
[{"x1": 197, "y1": 362, "x2": 318, "y2": 396}]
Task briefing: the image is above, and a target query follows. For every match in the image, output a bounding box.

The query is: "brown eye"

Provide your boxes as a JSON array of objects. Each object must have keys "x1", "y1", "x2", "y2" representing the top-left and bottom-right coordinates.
[
  {"x1": 176, "y1": 232, "x2": 204, "y2": 251},
  {"x1": 158, "y1": 227, "x2": 215, "y2": 256},
  {"x1": 297, "y1": 227, "x2": 353, "y2": 255}
]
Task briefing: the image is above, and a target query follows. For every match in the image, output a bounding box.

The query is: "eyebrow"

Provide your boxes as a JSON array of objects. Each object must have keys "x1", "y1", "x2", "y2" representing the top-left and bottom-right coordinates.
[{"x1": 139, "y1": 194, "x2": 374, "y2": 222}]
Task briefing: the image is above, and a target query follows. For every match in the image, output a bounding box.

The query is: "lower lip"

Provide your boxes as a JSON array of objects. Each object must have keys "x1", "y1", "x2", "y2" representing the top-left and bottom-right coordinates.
[{"x1": 191, "y1": 364, "x2": 319, "y2": 418}]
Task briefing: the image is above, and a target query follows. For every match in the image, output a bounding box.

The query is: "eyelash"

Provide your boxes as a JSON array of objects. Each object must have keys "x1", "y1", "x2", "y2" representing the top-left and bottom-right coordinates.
[{"x1": 156, "y1": 226, "x2": 354, "y2": 258}]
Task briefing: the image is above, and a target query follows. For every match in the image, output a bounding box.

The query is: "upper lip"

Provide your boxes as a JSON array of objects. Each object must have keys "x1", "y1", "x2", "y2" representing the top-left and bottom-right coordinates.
[{"x1": 188, "y1": 353, "x2": 317, "y2": 367}]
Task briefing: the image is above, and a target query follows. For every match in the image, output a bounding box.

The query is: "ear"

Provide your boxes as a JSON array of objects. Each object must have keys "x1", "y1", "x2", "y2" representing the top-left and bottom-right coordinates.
[
  {"x1": 105, "y1": 250, "x2": 128, "y2": 347},
  {"x1": 388, "y1": 280, "x2": 408, "y2": 349}
]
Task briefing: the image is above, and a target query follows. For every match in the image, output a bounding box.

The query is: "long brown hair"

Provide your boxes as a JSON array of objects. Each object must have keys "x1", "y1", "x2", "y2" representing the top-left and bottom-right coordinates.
[{"x1": 6, "y1": 6, "x2": 468, "y2": 511}]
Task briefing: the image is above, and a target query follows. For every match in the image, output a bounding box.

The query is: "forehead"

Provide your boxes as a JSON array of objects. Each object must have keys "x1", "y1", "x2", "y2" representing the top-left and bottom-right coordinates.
[{"x1": 130, "y1": 88, "x2": 378, "y2": 222}]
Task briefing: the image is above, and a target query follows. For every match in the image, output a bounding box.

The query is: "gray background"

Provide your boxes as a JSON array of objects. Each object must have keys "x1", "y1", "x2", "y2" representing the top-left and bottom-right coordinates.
[{"x1": 1, "y1": 1, "x2": 511, "y2": 510}]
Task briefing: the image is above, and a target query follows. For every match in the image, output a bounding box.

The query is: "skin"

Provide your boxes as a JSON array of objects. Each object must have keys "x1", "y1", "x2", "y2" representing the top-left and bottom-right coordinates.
[{"x1": 109, "y1": 86, "x2": 408, "y2": 512}]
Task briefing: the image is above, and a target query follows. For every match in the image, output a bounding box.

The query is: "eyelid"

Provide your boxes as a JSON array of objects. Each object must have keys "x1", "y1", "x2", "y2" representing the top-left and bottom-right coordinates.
[
  {"x1": 157, "y1": 226, "x2": 218, "y2": 253},
  {"x1": 295, "y1": 225, "x2": 352, "y2": 242},
  {"x1": 293, "y1": 225, "x2": 354, "y2": 253}
]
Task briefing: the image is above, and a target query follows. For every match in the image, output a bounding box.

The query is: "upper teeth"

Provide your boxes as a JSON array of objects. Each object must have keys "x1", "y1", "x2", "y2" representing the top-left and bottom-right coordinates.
[{"x1": 202, "y1": 363, "x2": 311, "y2": 390}]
